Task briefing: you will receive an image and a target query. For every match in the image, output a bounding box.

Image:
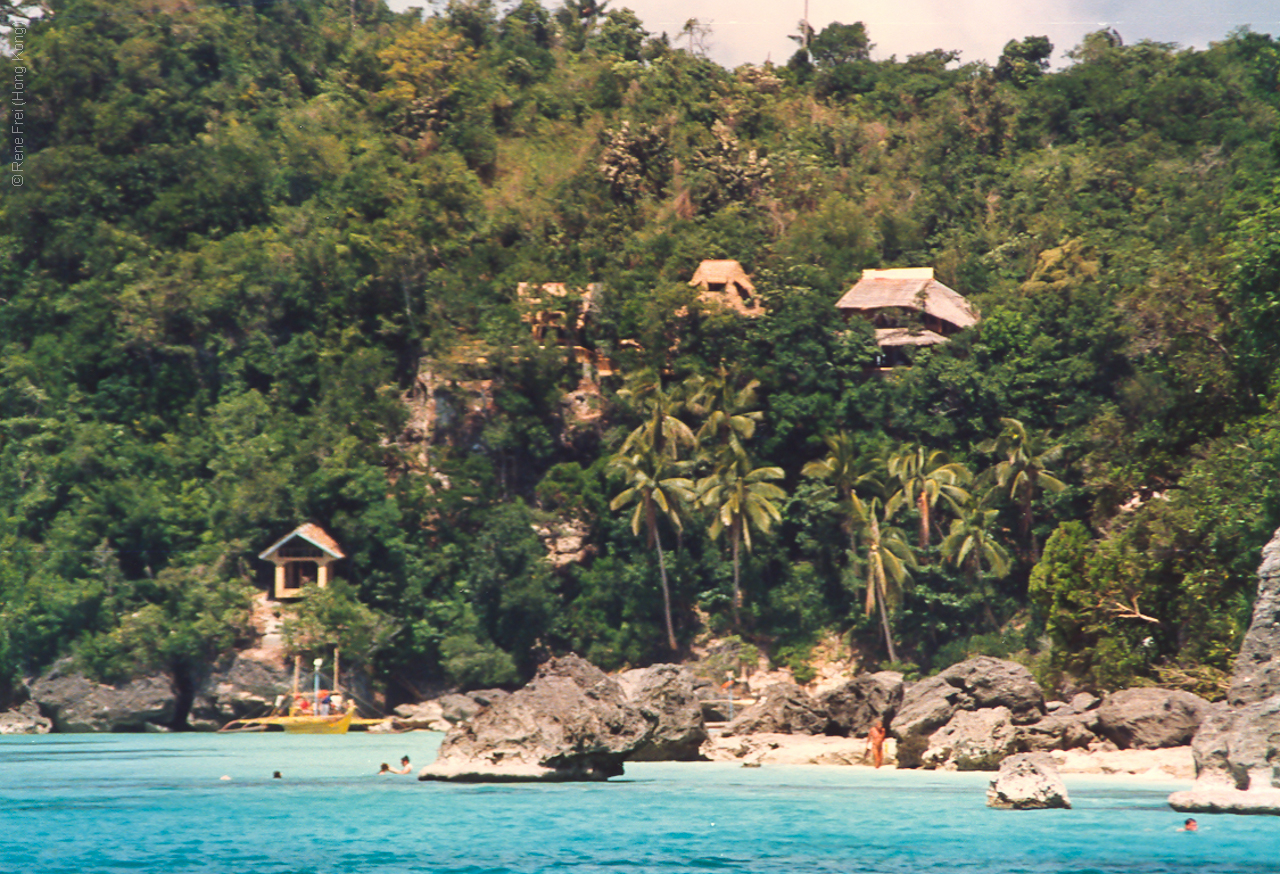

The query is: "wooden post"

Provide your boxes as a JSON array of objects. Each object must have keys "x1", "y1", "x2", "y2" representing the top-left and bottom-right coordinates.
[
  {"x1": 292, "y1": 655, "x2": 301, "y2": 695},
  {"x1": 334, "y1": 647, "x2": 341, "y2": 698}
]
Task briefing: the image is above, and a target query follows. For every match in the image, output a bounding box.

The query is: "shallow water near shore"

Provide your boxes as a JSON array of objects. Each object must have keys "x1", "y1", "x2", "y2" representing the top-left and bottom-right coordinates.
[{"x1": 2, "y1": 733, "x2": 1275, "y2": 873}]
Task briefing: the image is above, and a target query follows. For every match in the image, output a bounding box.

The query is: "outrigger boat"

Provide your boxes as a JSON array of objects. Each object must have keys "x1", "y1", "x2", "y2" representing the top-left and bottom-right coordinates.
[{"x1": 220, "y1": 650, "x2": 386, "y2": 734}]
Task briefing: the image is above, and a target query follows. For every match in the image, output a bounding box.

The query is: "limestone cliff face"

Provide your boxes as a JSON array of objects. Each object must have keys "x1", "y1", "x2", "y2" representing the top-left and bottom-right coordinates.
[
  {"x1": 1168, "y1": 526, "x2": 1280, "y2": 815},
  {"x1": 1227, "y1": 529, "x2": 1280, "y2": 706}
]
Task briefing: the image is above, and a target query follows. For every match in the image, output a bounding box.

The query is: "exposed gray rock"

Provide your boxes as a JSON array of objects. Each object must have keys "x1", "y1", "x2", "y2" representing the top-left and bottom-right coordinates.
[
  {"x1": 419, "y1": 654, "x2": 650, "y2": 782},
  {"x1": 0, "y1": 700, "x2": 52, "y2": 735},
  {"x1": 437, "y1": 689, "x2": 510, "y2": 725},
  {"x1": 1168, "y1": 528, "x2": 1280, "y2": 816},
  {"x1": 30, "y1": 659, "x2": 177, "y2": 732},
  {"x1": 393, "y1": 701, "x2": 452, "y2": 732},
  {"x1": 924, "y1": 706, "x2": 1018, "y2": 770},
  {"x1": 1168, "y1": 695, "x2": 1280, "y2": 815},
  {"x1": 1096, "y1": 687, "x2": 1210, "y2": 750},
  {"x1": 1015, "y1": 708, "x2": 1099, "y2": 752},
  {"x1": 187, "y1": 655, "x2": 295, "y2": 730},
  {"x1": 940, "y1": 656, "x2": 1045, "y2": 723},
  {"x1": 892, "y1": 657, "x2": 1044, "y2": 738},
  {"x1": 892, "y1": 674, "x2": 968, "y2": 738},
  {"x1": 723, "y1": 682, "x2": 827, "y2": 736},
  {"x1": 818, "y1": 671, "x2": 904, "y2": 737},
  {"x1": 1071, "y1": 692, "x2": 1101, "y2": 712},
  {"x1": 987, "y1": 753, "x2": 1072, "y2": 809},
  {"x1": 616, "y1": 664, "x2": 708, "y2": 761},
  {"x1": 1229, "y1": 528, "x2": 1280, "y2": 706}
]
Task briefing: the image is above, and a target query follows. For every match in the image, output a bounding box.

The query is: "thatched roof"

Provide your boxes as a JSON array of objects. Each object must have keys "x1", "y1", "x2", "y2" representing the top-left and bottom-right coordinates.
[
  {"x1": 259, "y1": 523, "x2": 345, "y2": 561},
  {"x1": 836, "y1": 268, "x2": 978, "y2": 331},
  {"x1": 874, "y1": 328, "x2": 950, "y2": 347},
  {"x1": 688, "y1": 259, "x2": 762, "y2": 317}
]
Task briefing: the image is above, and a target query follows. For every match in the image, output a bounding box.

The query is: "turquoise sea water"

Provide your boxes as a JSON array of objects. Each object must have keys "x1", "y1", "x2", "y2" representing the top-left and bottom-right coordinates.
[{"x1": 2, "y1": 733, "x2": 1276, "y2": 873}]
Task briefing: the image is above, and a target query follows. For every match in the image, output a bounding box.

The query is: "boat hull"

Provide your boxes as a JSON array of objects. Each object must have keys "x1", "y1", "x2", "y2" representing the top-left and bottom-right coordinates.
[{"x1": 228, "y1": 711, "x2": 354, "y2": 734}]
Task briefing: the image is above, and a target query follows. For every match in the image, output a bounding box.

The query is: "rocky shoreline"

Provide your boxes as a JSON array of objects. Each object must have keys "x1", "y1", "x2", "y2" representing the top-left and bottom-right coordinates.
[{"x1": 10, "y1": 525, "x2": 1280, "y2": 816}]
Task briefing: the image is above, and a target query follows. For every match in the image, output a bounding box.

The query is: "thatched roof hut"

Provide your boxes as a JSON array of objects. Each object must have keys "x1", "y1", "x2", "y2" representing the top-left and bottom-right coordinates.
[
  {"x1": 689, "y1": 260, "x2": 763, "y2": 317},
  {"x1": 836, "y1": 268, "x2": 978, "y2": 335}
]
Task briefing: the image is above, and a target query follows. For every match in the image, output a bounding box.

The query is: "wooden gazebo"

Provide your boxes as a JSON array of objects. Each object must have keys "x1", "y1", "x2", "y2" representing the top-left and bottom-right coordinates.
[{"x1": 259, "y1": 523, "x2": 345, "y2": 600}]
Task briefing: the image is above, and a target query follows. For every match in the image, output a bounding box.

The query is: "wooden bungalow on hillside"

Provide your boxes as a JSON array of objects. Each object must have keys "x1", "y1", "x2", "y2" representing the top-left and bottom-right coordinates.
[
  {"x1": 689, "y1": 259, "x2": 764, "y2": 317},
  {"x1": 259, "y1": 523, "x2": 345, "y2": 600},
  {"x1": 835, "y1": 267, "x2": 979, "y2": 366}
]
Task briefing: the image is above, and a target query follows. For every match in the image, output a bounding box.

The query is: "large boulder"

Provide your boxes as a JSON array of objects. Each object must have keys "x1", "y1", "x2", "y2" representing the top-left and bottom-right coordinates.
[
  {"x1": 0, "y1": 700, "x2": 52, "y2": 735},
  {"x1": 1096, "y1": 687, "x2": 1210, "y2": 750},
  {"x1": 30, "y1": 659, "x2": 177, "y2": 732},
  {"x1": 419, "y1": 654, "x2": 651, "y2": 782},
  {"x1": 616, "y1": 664, "x2": 708, "y2": 761},
  {"x1": 892, "y1": 675, "x2": 967, "y2": 738},
  {"x1": 723, "y1": 682, "x2": 828, "y2": 736},
  {"x1": 1014, "y1": 709, "x2": 1099, "y2": 752},
  {"x1": 1169, "y1": 695, "x2": 1280, "y2": 815},
  {"x1": 1228, "y1": 528, "x2": 1280, "y2": 706},
  {"x1": 987, "y1": 753, "x2": 1072, "y2": 809},
  {"x1": 186, "y1": 655, "x2": 295, "y2": 730},
  {"x1": 818, "y1": 671, "x2": 904, "y2": 737},
  {"x1": 940, "y1": 656, "x2": 1045, "y2": 723},
  {"x1": 923, "y1": 706, "x2": 1018, "y2": 770},
  {"x1": 892, "y1": 657, "x2": 1044, "y2": 739}
]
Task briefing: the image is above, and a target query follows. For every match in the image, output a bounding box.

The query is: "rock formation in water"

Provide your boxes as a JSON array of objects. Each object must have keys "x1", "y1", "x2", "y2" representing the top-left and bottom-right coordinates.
[
  {"x1": 987, "y1": 753, "x2": 1072, "y2": 809},
  {"x1": 1169, "y1": 527, "x2": 1280, "y2": 815},
  {"x1": 0, "y1": 700, "x2": 52, "y2": 734},
  {"x1": 616, "y1": 663, "x2": 708, "y2": 761},
  {"x1": 29, "y1": 659, "x2": 178, "y2": 732},
  {"x1": 418, "y1": 654, "x2": 651, "y2": 781}
]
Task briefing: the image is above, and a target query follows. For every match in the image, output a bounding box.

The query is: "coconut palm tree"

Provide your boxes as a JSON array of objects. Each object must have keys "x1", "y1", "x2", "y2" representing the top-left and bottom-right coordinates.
[
  {"x1": 940, "y1": 506, "x2": 1012, "y2": 630},
  {"x1": 619, "y1": 371, "x2": 695, "y2": 460},
  {"x1": 697, "y1": 446, "x2": 787, "y2": 629},
  {"x1": 848, "y1": 493, "x2": 916, "y2": 663},
  {"x1": 801, "y1": 431, "x2": 876, "y2": 553},
  {"x1": 686, "y1": 365, "x2": 763, "y2": 462},
  {"x1": 979, "y1": 418, "x2": 1066, "y2": 561},
  {"x1": 609, "y1": 442, "x2": 695, "y2": 652},
  {"x1": 885, "y1": 444, "x2": 972, "y2": 551}
]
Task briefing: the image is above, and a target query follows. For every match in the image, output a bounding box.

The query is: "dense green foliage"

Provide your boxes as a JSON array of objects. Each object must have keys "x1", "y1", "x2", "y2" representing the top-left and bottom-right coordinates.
[{"x1": 3, "y1": 0, "x2": 1279, "y2": 706}]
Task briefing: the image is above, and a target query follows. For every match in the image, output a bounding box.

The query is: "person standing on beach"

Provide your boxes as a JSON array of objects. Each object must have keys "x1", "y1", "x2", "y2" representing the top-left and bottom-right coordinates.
[{"x1": 866, "y1": 720, "x2": 887, "y2": 769}]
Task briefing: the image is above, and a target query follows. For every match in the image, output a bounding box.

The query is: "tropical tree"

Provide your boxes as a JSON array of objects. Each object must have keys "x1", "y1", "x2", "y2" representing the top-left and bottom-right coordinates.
[
  {"x1": 801, "y1": 431, "x2": 877, "y2": 554},
  {"x1": 609, "y1": 443, "x2": 696, "y2": 651},
  {"x1": 848, "y1": 493, "x2": 916, "y2": 663},
  {"x1": 619, "y1": 371, "x2": 696, "y2": 460},
  {"x1": 940, "y1": 506, "x2": 1012, "y2": 630},
  {"x1": 885, "y1": 444, "x2": 972, "y2": 551},
  {"x1": 979, "y1": 418, "x2": 1067, "y2": 561},
  {"x1": 686, "y1": 365, "x2": 763, "y2": 461},
  {"x1": 697, "y1": 446, "x2": 787, "y2": 628}
]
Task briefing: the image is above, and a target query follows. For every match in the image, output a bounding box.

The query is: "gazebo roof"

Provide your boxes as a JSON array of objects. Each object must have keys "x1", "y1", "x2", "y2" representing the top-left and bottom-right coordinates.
[
  {"x1": 689, "y1": 260, "x2": 755, "y2": 292},
  {"x1": 836, "y1": 268, "x2": 978, "y2": 331},
  {"x1": 688, "y1": 260, "x2": 762, "y2": 317},
  {"x1": 259, "y1": 523, "x2": 345, "y2": 561}
]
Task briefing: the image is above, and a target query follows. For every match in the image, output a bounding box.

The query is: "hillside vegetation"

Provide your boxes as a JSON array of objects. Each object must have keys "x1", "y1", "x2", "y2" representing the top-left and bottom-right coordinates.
[{"x1": 3, "y1": 0, "x2": 1280, "y2": 705}]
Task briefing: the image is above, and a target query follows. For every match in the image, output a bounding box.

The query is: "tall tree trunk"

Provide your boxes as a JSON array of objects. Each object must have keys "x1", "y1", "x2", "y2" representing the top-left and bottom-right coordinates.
[
  {"x1": 647, "y1": 499, "x2": 678, "y2": 652},
  {"x1": 876, "y1": 573, "x2": 899, "y2": 663},
  {"x1": 731, "y1": 524, "x2": 742, "y2": 630},
  {"x1": 917, "y1": 490, "x2": 931, "y2": 551}
]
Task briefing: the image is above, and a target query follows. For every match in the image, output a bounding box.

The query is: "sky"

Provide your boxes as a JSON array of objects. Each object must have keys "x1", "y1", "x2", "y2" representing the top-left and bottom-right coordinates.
[{"x1": 391, "y1": 0, "x2": 1280, "y2": 69}]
